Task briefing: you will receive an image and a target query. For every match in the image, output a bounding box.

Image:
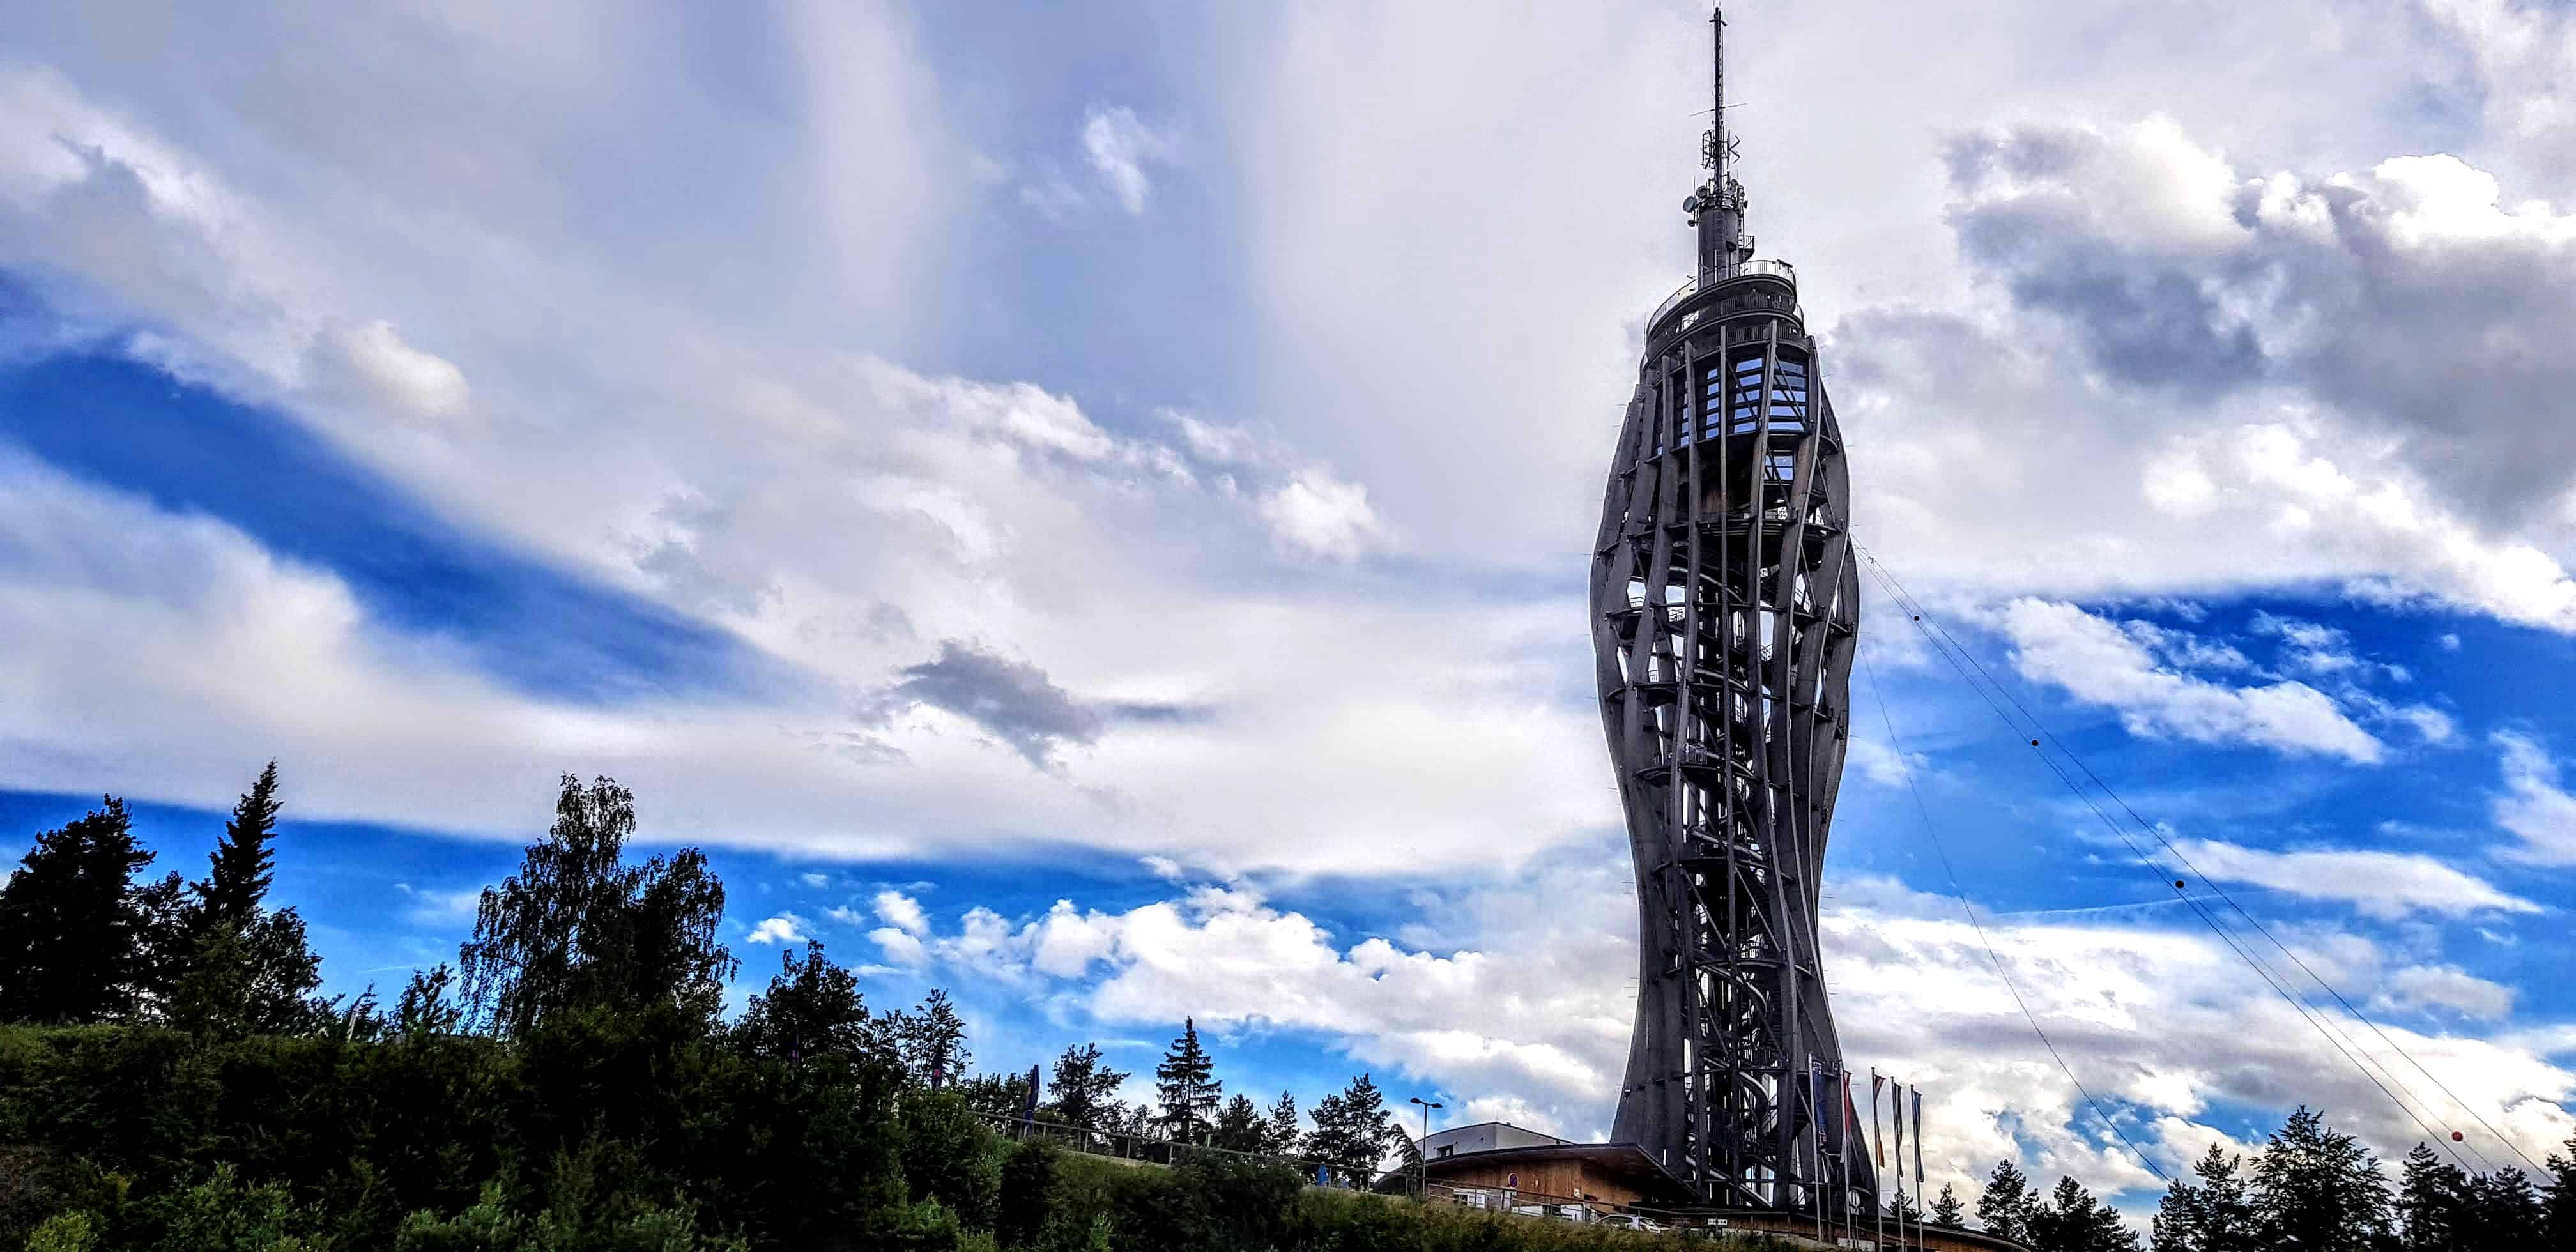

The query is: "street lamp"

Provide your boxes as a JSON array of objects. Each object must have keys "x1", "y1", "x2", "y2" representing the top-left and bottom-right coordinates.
[{"x1": 1408, "y1": 1097, "x2": 1443, "y2": 1199}]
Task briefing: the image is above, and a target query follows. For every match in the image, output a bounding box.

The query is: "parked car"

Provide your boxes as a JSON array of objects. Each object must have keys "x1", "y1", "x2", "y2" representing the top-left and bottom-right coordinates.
[{"x1": 1600, "y1": 1214, "x2": 1666, "y2": 1232}]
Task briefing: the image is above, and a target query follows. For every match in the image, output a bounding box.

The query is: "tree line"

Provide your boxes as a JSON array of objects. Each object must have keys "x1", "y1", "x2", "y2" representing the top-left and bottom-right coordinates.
[
  {"x1": 0, "y1": 770, "x2": 1448, "y2": 1251},
  {"x1": 1933, "y1": 1105, "x2": 2576, "y2": 1252}
]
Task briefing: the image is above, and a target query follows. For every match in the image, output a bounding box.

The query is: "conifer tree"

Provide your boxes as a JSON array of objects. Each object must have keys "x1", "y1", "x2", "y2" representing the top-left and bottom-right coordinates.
[
  {"x1": 0, "y1": 797, "x2": 160, "y2": 1023},
  {"x1": 1152, "y1": 1017, "x2": 1221, "y2": 1143},
  {"x1": 2396, "y1": 1142, "x2": 2467, "y2": 1252},
  {"x1": 2460, "y1": 1166, "x2": 2546, "y2": 1248},
  {"x1": 1211, "y1": 1094, "x2": 1266, "y2": 1152},
  {"x1": 1046, "y1": 1042, "x2": 1129, "y2": 1131},
  {"x1": 1979, "y1": 1159, "x2": 2037, "y2": 1241},
  {"x1": 2251, "y1": 1107, "x2": 2390, "y2": 1251},
  {"x1": 200, "y1": 761, "x2": 281, "y2": 929},
  {"x1": 2545, "y1": 1132, "x2": 2576, "y2": 1249},
  {"x1": 1264, "y1": 1092, "x2": 1302, "y2": 1156},
  {"x1": 1931, "y1": 1182, "x2": 1965, "y2": 1226},
  {"x1": 1305, "y1": 1073, "x2": 1396, "y2": 1184}
]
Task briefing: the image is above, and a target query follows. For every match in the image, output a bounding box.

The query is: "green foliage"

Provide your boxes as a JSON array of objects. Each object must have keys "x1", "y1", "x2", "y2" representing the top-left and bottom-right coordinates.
[
  {"x1": 887, "y1": 990, "x2": 970, "y2": 1090},
  {"x1": 1978, "y1": 1158, "x2": 2035, "y2": 1241},
  {"x1": 732, "y1": 942, "x2": 881, "y2": 1064},
  {"x1": 0, "y1": 798, "x2": 163, "y2": 1024},
  {"x1": 1305, "y1": 1073, "x2": 1397, "y2": 1185},
  {"x1": 138, "y1": 1163, "x2": 314, "y2": 1252},
  {"x1": 1043, "y1": 1044, "x2": 1127, "y2": 1133},
  {"x1": 2152, "y1": 1143, "x2": 2255, "y2": 1252},
  {"x1": 2250, "y1": 1106, "x2": 2390, "y2": 1251},
  {"x1": 457, "y1": 776, "x2": 737, "y2": 1040},
  {"x1": 1150, "y1": 1019, "x2": 1220, "y2": 1145},
  {"x1": 2025, "y1": 1174, "x2": 2137, "y2": 1252},
  {"x1": 901, "y1": 1091, "x2": 1003, "y2": 1231},
  {"x1": 1928, "y1": 1181, "x2": 1964, "y2": 1226},
  {"x1": 24, "y1": 1210, "x2": 100, "y2": 1252},
  {"x1": 992, "y1": 1140, "x2": 1055, "y2": 1250}
]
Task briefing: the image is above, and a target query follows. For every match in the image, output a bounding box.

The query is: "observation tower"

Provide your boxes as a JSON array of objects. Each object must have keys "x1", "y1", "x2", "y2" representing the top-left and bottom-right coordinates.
[{"x1": 1588, "y1": 6, "x2": 1867, "y2": 1215}]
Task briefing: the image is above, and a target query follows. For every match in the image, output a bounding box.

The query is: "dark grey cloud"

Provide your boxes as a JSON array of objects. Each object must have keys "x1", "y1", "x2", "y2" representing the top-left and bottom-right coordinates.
[{"x1": 864, "y1": 639, "x2": 1208, "y2": 768}]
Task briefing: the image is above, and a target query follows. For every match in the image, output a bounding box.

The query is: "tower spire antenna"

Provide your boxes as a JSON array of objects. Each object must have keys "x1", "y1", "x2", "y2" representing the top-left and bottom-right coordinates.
[{"x1": 1691, "y1": 6, "x2": 1749, "y2": 284}]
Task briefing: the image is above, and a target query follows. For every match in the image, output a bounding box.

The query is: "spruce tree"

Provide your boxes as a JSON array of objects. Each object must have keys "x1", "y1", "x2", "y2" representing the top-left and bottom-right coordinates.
[
  {"x1": 1264, "y1": 1092, "x2": 1302, "y2": 1156},
  {"x1": 2545, "y1": 1133, "x2": 2576, "y2": 1249},
  {"x1": 1931, "y1": 1182, "x2": 1966, "y2": 1226},
  {"x1": 1305, "y1": 1073, "x2": 1397, "y2": 1184},
  {"x1": 2397, "y1": 1142, "x2": 2467, "y2": 1252},
  {"x1": 2188, "y1": 1143, "x2": 2256, "y2": 1252},
  {"x1": 1211, "y1": 1094, "x2": 1265, "y2": 1152},
  {"x1": 1046, "y1": 1042, "x2": 1129, "y2": 1131},
  {"x1": 1980, "y1": 1159, "x2": 2037, "y2": 1241},
  {"x1": 1152, "y1": 1018, "x2": 1221, "y2": 1143},
  {"x1": 2251, "y1": 1107, "x2": 2391, "y2": 1251},
  {"x1": 2460, "y1": 1166, "x2": 2546, "y2": 1248},
  {"x1": 0, "y1": 797, "x2": 160, "y2": 1022},
  {"x1": 200, "y1": 761, "x2": 281, "y2": 930}
]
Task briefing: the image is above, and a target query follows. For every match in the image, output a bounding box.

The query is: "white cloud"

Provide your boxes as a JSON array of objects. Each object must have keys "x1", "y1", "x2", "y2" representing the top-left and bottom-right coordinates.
[
  {"x1": 2386, "y1": 965, "x2": 2518, "y2": 1020},
  {"x1": 2168, "y1": 838, "x2": 2540, "y2": 921},
  {"x1": 1998, "y1": 599, "x2": 2384, "y2": 762},
  {"x1": 746, "y1": 912, "x2": 809, "y2": 945},
  {"x1": 1258, "y1": 473, "x2": 1388, "y2": 560},
  {"x1": 873, "y1": 889, "x2": 930, "y2": 936},
  {"x1": 393, "y1": 883, "x2": 483, "y2": 926},
  {"x1": 2492, "y1": 731, "x2": 2576, "y2": 866},
  {"x1": 800, "y1": 871, "x2": 831, "y2": 889},
  {"x1": 306, "y1": 319, "x2": 470, "y2": 422},
  {"x1": 1080, "y1": 104, "x2": 1177, "y2": 215}
]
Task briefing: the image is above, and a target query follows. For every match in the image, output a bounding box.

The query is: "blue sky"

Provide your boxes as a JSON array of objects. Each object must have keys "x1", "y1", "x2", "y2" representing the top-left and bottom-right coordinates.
[{"x1": 5, "y1": 0, "x2": 2576, "y2": 1221}]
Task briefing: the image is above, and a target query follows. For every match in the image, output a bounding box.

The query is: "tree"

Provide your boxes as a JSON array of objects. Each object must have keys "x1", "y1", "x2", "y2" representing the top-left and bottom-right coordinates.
[
  {"x1": 889, "y1": 989, "x2": 970, "y2": 1088},
  {"x1": 161, "y1": 764, "x2": 329, "y2": 1039},
  {"x1": 2251, "y1": 1107, "x2": 2390, "y2": 1252},
  {"x1": 2027, "y1": 1175, "x2": 2138, "y2": 1252},
  {"x1": 735, "y1": 940, "x2": 882, "y2": 1063},
  {"x1": 1931, "y1": 1182, "x2": 1966, "y2": 1226},
  {"x1": 1153, "y1": 1018, "x2": 1221, "y2": 1143},
  {"x1": 1264, "y1": 1092, "x2": 1303, "y2": 1156},
  {"x1": 395, "y1": 963, "x2": 466, "y2": 1035},
  {"x1": 0, "y1": 797, "x2": 160, "y2": 1022},
  {"x1": 199, "y1": 761, "x2": 281, "y2": 931},
  {"x1": 1980, "y1": 1159, "x2": 2037, "y2": 1242},
  {"x1": 2459, "y1": 1166, "x2": 2546, "y2": 1248},
  {"x1": 1211, "y1": 1094, "x2": 1266, "y2": 1152},
  {"x1": 2156, "y1": 1143, "x2": 2256, "y2": 1252},
  {"x1": 2546, "y1": 1132, "x2": 2576, "y2": 1249},
  {"x1": 456, "y1": 775, "x2": 737, "y2": 1037},
  {"x1": 1305, "y1": 1073, "x2": 1397, "y2": 1184},
  {"x1": 2396, "y1": 1142, "x2": 2467, "y2": 1252},
  {"x1": 1046, "y1": 1042, "x2": 1129, "y2": 1132}
]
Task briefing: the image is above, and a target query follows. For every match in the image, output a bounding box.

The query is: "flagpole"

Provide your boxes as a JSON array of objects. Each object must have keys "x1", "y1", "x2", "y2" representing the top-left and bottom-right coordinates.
[
  {"x1": 1837, "y1": 1067, "x2": 1853, "y2": 1246},
  {"x1": 1811, "y1": 1058, "x2": 1826, "y2": 1243},
  {"x1": 1911, "y1": 1085, "x2": 1928, "y2": 1252}
]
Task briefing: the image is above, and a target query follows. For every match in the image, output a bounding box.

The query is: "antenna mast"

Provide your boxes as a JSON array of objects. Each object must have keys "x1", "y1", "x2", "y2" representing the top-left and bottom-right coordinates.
[{"x1": 1692, "y1": 6, "x2": 1749, "y2": 284}]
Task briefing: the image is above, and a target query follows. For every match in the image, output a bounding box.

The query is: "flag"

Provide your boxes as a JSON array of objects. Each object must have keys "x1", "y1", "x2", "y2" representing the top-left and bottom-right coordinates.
[
  {"x1": 1871, "y1": 1071, "x2": 1885, "y2": 1167},
  {"x1": 1891, "y1": 1081, "x2": 1906, "y2": 1193},
  {"x1": 1020, "y1": 1063, "x2": 1041, "y2": 1125},
  {"x1": 1912, "y1": 1085, "x2": 1926, "y2": 1188}
]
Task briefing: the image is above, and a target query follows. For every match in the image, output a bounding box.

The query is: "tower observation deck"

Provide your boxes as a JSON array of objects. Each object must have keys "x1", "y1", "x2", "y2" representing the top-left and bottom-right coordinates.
[{"x1": 1588, "y1": 7, "x2": 1867, "y2": 1216}]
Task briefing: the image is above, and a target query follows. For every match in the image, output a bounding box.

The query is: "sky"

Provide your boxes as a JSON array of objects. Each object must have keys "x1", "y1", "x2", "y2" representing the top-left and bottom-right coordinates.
[{"x1": 4, "y1": 0, "x2": 2576, "y2": 1222}]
